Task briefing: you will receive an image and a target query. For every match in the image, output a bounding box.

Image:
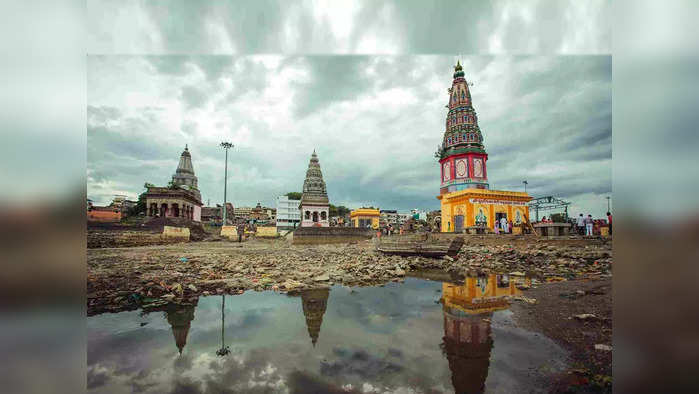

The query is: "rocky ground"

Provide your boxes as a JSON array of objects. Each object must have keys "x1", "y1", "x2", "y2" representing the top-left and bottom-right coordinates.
[
  {"x1": 87, "y1": 235, "x2": 611, "y2": 315},
  {"x1": 87, "y1": 234, "x2": 612, "y2": 391},
  {"x1": 512, "y1": 279, "x2": 612, "y2": 393}
]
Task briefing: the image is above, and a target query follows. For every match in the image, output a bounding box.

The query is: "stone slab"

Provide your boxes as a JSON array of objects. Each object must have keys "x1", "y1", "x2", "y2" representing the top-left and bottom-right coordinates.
[{"x1": 162, "y1": 226, "x2": 190, "y2": 241}]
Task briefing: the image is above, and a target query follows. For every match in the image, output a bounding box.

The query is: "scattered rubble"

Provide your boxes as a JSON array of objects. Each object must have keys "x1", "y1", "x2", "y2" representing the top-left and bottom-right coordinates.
[{"x1": 87, "y1": 236, "x2": 611, "y2": 316}]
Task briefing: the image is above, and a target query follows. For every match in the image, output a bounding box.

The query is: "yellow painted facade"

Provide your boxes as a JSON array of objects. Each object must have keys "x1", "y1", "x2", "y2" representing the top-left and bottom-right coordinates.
[
  {"x1": 441, "y1": 274, "x2": 530, "y2": 315},
  {"x1": 256, "y1": 226, "x2": 278, "y2": 237},
  {"x1": 350, "y1": 208, "x2": 380, "y2": 229},
  {"x1": 437, "y1": 188, "x2": 532, "y2": 232}
]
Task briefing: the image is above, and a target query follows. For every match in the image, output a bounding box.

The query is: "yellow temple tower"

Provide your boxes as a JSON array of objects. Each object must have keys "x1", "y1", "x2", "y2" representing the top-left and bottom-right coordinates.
[{"x1": 436, "y1": 62, "x2": 532, "y2": 232}]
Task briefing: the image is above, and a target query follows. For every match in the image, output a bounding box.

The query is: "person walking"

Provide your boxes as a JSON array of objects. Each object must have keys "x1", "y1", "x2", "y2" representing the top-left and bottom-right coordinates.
[
  {"x1": 236, "y1": 221, "x2": 245, "y2": 243},
  {"x1": 576, "y1": 214, "x2": 585, "y2": 235},
  {"x1": 500, "y1": 216, "x2": 508, "y2": 234},
  {"x1": 508, "y1": 220, "x2": 513, "y2": 234},
  {"x1": 494, "y1": 220, "x2": 500, "y2": 235},
  {"x1": 607, "y1": 211, "x2": 612, "y2": 235},
  {"x1": 585, "y1": 214, "x2": 594, "y2": 236}
]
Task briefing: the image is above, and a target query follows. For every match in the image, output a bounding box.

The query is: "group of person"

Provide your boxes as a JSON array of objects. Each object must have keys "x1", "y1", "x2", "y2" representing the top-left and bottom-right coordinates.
[
  {"x1": 575, "y1": 212, "x2": 612, "y2": 236},
  {"x1": 235, "y1": 221, "x2": 257, "y2": 242},
  {"x1": 494, "y1": 217, "x2": 513, "y2": 234}
]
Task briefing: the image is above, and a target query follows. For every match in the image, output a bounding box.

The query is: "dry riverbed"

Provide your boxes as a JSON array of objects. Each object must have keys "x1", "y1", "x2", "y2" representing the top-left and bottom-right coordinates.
[
  {"x1": 87, "y1": 236, "x2": 611, "y2": 315},
  {"x1": 88, "y1": 235, "x2": 612, "y2": 392}
]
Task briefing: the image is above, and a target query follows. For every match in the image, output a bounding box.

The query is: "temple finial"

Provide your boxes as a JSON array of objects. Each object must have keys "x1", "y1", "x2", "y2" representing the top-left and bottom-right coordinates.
[{"x1": 455, "y1": 60, "x2": 462, "y2": 71}]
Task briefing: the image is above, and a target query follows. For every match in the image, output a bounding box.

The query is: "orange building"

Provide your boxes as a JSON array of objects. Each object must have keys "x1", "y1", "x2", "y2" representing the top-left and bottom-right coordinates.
[{"x1": 87, "y1": 206, "x2": 121, "y2": 222}]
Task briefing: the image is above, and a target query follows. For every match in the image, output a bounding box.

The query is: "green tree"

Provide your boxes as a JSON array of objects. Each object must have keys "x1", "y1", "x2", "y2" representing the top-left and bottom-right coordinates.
[
  {"x1": 285, "y1": 192, "x2": 302, "y2": 200},
  {"x1": 329, "y1": 204, "x2": 350, "y2": 217},
  {"x1": 129, "y1": 192, "x2": 147, "y2": 216}
]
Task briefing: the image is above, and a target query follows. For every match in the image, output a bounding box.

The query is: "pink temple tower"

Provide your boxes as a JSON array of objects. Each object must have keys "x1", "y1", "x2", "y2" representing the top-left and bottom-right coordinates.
[{"x1": 436, "y1": 61, "x2": 489, "y2": 194}]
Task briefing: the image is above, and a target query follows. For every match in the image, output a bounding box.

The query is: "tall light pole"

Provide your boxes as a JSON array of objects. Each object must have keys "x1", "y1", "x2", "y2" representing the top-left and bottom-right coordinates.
[
  {"x1": 606, "y1": 196, "x2": 611, "y2": 212},
  {"x1": 523, "y1": 180, "x2": 528, "y2": 193},
  {"x1": 220, "y1": 142, "x2": 233, "y2": 225}
]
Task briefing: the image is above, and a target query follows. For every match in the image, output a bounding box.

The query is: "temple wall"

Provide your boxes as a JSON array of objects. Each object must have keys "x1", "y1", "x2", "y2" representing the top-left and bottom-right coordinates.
[
  {"x1": 256, "y1": 226, "x2": 278, "y2": 237},
  {"x1": 440, "y1": 189, "x2": 531, "y2": 232},
  {"x1": 87, "y1": 210, "x2": 121, "y2": 222},
  {"x1": 292, "y1": 227, "x2": 373, "y2": 245},
  {"x1": 300, "y1": 205, "x2": 329, "y2": 227},
  {"x1": 193, "y1": 205, "x2": 201, "y2": 222}
]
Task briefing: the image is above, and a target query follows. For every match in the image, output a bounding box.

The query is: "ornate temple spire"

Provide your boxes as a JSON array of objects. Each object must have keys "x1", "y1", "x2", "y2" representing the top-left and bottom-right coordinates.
[
  {"x1": 440, "y1": 61, "x2": 485, "y2": 155},
  {"x1": 438, "y1": 62, "x2": 490, "y2": 193},
  {"x1": 300, "y1": 289, "x2": 329, "y2": 347},
  {"x1": 166, "y1": 305, "x2": 196, "y2": 355},
  {"x1": 300, "y1": 151, "x2": 329, "y2": 206},
  {"x1": 171, "y1": 146, "x2": 201, "y2": 199}
]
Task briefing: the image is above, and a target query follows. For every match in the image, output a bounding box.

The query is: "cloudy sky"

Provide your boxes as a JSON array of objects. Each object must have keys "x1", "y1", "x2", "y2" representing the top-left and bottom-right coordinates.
[{"x1": 87, "y1": 0, "x2": 611, "y2": 217}]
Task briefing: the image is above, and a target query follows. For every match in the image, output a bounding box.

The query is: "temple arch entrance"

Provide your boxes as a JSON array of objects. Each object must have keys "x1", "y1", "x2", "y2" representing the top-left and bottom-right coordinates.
[
  {"x1": 312, "y1": 211, "x2": 319, "y2": 223},
  {"x1": 454, "y1": 215, "x2": 464, "y2": 233},
  {"x1": 172, "y1": 203, "x2": 180, "y2": 217},
  {"x1": 160, "y1": 203, "x2": 168, "y2": 217},
  {"x1": 320, "y1": 211, "x2": 326, "y2": 220}
]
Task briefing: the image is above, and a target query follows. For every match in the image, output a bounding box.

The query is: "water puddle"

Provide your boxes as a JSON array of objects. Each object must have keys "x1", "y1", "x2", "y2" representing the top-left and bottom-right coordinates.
[{"x1": 87, "y1": 275, "x2": 567, "y2": 393}]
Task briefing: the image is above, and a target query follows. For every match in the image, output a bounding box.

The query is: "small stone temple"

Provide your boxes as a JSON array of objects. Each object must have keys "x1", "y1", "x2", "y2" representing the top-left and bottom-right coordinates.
[
  {"x1": 145, "y1": 146, "x2": 203, "y2": 221},
  {"x1": 299, "y1": 150, "x2": 330, "y2": 227},
  {"x1": 436, "y1": 62, "x2": 531, "y2": 232}
]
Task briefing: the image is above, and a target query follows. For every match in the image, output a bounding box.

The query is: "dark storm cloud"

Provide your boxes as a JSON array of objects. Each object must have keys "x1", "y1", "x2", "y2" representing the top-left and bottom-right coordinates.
[
  {"x1": 87, "y1": 54, "x2": 611, "y2": 216},
  {"x1": 292, "y1": 56, "x2": 372, "y2": 118},
  {"x1": 87, "y1": 365, "x2": 110, "y2": 389},
  {"x1": 320, "y1": 347, "x2": 403, "y2": 379},
  {"x1": 181, "y1": 85, "x2": 208, "y2": 109},
  {"x1": 88, "y1": 0, "x2": 611, "y2": 54}
]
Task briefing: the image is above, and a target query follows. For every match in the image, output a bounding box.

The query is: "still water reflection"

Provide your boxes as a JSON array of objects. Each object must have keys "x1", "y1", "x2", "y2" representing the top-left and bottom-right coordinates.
[{"x1": 87, "y1": 276, "x2": 566, "y2": 393}]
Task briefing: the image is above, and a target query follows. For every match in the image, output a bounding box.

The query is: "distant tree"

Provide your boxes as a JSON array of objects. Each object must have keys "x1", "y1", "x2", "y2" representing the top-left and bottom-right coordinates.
[
  {"x1": 128, "y1": 192, "x2": 147, "y2": 216},
  {"x1": 550, "y1": 213, "x2": 566, "y2": 223},
  {"x1": 329, "y1": 204, "x2": 350, "y2": 217},
  {"x1": 285, "y1": 192, "x2": 302, "y2": 200}
]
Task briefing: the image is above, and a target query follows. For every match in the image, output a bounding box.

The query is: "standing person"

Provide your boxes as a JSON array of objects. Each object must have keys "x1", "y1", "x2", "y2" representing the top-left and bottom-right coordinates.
[
  {"x1": 494, "y1": 220, "x2": 500, "y2": 235},
  {"x1": 508, "y1": 220, "x2": 513, "y2": 234},
  {"x1": 607, "y1": 211, "x2": 612, "y2": 235},
  {"x1": 577, "y1": 214, "x2": 585, "y2": 235},
  {"x1": 236, "y1": 221, "x2": 245, "y2": 243},
  {"x1": 585, "y1": 214, "x2": 593, "y2": 236},
  {"x1": 500, "y1": 216, "x2": 508, "y2": 234}
]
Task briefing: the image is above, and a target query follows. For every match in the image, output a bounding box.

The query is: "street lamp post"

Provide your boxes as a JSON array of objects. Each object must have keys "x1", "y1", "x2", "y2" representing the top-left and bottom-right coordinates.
[
  {"x1": 606, "y1": 196, "x2": 611, "y2": 212},
  {"x1": 220, "y1": 142, "x2": 233, "y2": 225},
  {"x1": 523, "y1": 180, "x2": 528, "y2": 193}
]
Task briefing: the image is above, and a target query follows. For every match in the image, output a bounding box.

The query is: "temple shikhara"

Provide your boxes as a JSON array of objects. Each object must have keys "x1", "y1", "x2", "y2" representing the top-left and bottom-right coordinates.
[
  {"x1": 299, "y1": 150, "x2": 330, "y2": 227},
  {"x1": 436, "y1": 62, "x2": 531, "y2": 232},
  {"x1": 145, "y1": 146, "x2": 203, "y2": 222}
]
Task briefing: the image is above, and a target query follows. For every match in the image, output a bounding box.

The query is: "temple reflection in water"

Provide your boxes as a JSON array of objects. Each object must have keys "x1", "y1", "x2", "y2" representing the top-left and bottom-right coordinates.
[
  {"x1": 165, "y1": 304, "x2": 196, "y2": 355},
  {"x1": 287, "y1": 288, "x2": 330, "y2": 347},
  {"x1": 440, "y1": 274, "x2": 528, "y2": 393},
  {"x1": 300, "y1": 289, "x2": 330, "y2": 346}
]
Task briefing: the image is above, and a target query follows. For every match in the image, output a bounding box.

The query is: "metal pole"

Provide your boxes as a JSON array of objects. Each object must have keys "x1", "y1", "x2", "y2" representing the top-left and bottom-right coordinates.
[
  {"x1": 606, "y1": 196, "x2": 610, "y2": 212},
  {"x1": 223, "y1": 148, "x2": 228, "y2": 225},
  {"x1": 221, "y1": 295, "x2": 225, "y2": 349},
  {"x1": 220, "y1": 142, "x2": 233, "y2": 225}
]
